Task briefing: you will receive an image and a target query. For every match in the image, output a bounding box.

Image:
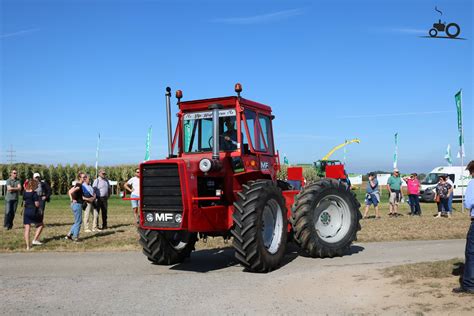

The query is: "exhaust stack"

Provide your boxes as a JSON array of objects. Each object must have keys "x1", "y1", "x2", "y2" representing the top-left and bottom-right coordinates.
[
  {"x1": 208, "y1": 103, "x2": 223, "y2": 160},
  {"x1": 165, "y1": 87, "x2": 173, "y2": 158}
]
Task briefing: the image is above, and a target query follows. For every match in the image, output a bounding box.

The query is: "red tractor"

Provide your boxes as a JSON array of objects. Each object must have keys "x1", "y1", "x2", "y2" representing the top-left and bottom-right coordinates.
[{"x1": 137, "y1": 84, "x2": 361, "y2": 272}]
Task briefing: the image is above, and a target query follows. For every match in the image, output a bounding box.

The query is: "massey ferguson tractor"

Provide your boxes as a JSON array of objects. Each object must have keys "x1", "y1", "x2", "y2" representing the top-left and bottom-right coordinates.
[{"x1": 137, "y1": 84, "x2": 361, "y2": 272}]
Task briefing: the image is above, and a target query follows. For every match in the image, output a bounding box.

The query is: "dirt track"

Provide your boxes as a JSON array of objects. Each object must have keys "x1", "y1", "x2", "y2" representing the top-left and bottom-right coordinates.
[{"x1": 1, "y1": 239, "x2": 473, "y2": 315}]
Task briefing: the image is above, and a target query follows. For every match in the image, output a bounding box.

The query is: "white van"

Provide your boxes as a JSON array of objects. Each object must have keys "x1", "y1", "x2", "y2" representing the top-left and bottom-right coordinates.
[{"x1": 419, "y1": 166, "x2": 472, "y2": 202}]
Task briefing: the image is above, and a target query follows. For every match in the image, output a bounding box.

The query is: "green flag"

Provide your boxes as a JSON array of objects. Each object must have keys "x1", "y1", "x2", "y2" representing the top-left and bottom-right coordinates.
[
  {"x1": 393, "y1": 133, "x2": 398, "y2": 168},
  {"x1": 283, "y1": 154, "x2": 289, "y2": 165},
  {"x1": 444, "y1": 144, "x2": 452, "y2": 166},
  {"x1": 144, "y1": 126, "x2": 152, "y2": 161},
  {"x1": 455, "y1": 90, "x2": 465, "y2": 158}
]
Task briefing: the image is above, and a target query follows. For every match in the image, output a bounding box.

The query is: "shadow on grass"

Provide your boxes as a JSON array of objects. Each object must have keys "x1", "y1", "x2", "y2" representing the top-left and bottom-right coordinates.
[
  {"x1": 170, "y1": 242, "x2": 300, "y2": 273},
  {"x1": 107, "y1": 223, "x2": 133, "y2": 230},
  {"x1": 41, "y1": 230, "x2": 123, "y2": 243},
  {"x1": 46, "y1": 222, "x2": 73, "y2": 227}
]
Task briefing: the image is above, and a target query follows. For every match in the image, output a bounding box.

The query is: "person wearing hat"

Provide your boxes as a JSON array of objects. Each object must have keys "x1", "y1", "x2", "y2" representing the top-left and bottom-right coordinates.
[
  {"x1": 33, "y1": 172, "x2": 52, "y2": 221},
  {"x1": 387, "y1": 168, "x2": 403, "y2": 217},
  {"x1": 453, "y1": 160, "x2": 474, "y2": 294},
  {"x1": 93, "y1": 169, "x2": 111, "y2": 230},
  {"x1": 403, "y1": 173, "x2": 421, "y2": 216}
]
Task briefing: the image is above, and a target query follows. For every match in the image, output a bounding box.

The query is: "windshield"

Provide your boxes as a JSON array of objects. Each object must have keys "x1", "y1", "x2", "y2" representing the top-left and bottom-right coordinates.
[
  {"x1": 183, "y1": 109, "x2": 237, "y2": 153},
  {"x1": 421, "y1": 173, "x2": 440, "y2": 185}
]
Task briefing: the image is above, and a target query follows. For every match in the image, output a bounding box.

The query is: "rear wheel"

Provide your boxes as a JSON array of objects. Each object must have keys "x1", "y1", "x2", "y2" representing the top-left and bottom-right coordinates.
[
  {"x1": 291, "y1": 179, "x2": 361, "y2": 258},
  {"x1": 139, "y1": 229, "x2": 197, "y2": 265},
  {"x1": 232, "y1": 180, "x2": 288, "y2": 272},
  {"x1": 445, "y1": 23, "x2": 460, "y2": 38}
]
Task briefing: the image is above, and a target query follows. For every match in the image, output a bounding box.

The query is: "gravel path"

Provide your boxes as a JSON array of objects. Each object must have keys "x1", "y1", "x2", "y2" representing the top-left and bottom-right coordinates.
[{"x1": 0, "y1": 239, "x2": 467, "y2": 315}]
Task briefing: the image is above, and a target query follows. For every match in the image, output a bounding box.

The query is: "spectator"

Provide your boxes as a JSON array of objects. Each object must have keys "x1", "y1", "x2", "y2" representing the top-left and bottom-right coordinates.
[
  {"x1": 453, "y1": 160, "x2": 474, "y2": 294},
  {"x1": 124, "y1": 168, "x2": 141, "y2": 224},
  {"x1": 434, "y1": 175, "x2": 453, "y2": 218},
  {"x1": 93, "y1": 169, "x2": 111, "y2": 230},
  {"x1": 33, "y1": 172, "x2": 52, "y2": 221},
  {"x1": 403, "y1": 173, "x2": 421, "y2": 216},
  {"x1": 446, "y1": 176, "x2": 454, "y2": 213},
  {"x1": 23, "y1": 178, "x2": 44, "y2": 250},
  {"x1": 66, "y1": 172, "x2": 91, "y2": 241},
  {"x1": 82, "y1": 174, "x2": 98, "y2": 233},
  {"x1": 4, "y1": 169, "x2": 22, "y2": 230},
  {"x1": 387, "y1": 168, "x2": 403, "y2": 217},
  {"x1": 363, "y1": 172, "x2": 380, "y2": 219}
]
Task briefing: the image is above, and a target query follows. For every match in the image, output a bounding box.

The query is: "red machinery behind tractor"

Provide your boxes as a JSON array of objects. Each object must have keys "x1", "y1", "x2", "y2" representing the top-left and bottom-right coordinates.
[{"x1": 137, "y1": 84, "x2": 361, "y2": 272}]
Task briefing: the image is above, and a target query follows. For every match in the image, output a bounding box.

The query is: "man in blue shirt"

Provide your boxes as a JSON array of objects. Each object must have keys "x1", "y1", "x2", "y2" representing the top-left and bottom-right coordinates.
[{"x1": 453, "y1": 160, "x2": 474, "y2": 294}]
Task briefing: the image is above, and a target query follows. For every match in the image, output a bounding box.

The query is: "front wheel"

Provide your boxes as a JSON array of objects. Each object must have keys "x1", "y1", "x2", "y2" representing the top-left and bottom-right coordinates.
[
  {"x1": 139, "y1": 229, "x2": 197, "y2": 265},
  {"x1": 232, "y1": 180, "x2": 288, "y2": 272},
  {"x1": 291, "y1": 179, "x2": 361, "y2": 258},
  {"x1": 429, "y1": 28, "x2": 438, "y2": 37}
]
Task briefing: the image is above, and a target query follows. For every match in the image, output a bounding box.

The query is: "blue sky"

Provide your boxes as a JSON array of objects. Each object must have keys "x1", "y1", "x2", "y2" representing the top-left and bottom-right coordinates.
[{"x1": 1, "y1": 0, "x2": 472, "y2": 173}]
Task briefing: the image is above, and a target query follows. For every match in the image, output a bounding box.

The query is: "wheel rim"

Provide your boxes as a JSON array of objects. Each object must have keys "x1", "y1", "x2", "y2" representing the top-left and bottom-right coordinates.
[
  {"x1": 261, "y1": 199, "x2": 284, "y2": 254},
  {"x1": 314, "y1": 194, "x2": 352, "y2": 243}
]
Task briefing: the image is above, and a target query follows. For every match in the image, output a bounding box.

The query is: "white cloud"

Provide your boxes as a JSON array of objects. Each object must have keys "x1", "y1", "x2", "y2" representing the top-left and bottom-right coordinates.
[
  {"x1": 0, "y1": 28, "x2": 40, "y2": 39},
  {"x1": 212, "y1": 8, "x2": 304, "y2": 25},
  {"x1": 337, "y1": 110, "x2": 454, "y2": 119}
]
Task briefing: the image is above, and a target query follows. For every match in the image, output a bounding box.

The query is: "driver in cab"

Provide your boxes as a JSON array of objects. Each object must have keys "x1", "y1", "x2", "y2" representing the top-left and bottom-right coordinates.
[{"x1": 221, "y1": 117, "x2": 237, "y2": 150}]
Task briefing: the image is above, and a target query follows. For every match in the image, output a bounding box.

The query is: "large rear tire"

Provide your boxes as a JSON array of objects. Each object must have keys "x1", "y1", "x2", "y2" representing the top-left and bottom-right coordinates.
[
  {"x1": 139, "y1": 229, "x2": 197, "y2": 265},
  {"x1": 232, "y1": 180, "x2": 288, "y2": 272},
  {"x1": 291, "y1": 179, "x2": 361, "y2": 258}
]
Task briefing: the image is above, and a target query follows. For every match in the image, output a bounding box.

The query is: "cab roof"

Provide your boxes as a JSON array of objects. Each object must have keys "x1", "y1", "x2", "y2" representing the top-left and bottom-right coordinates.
[{"x1": 179, "y1": 96, "x2": 272, "y2": 113}]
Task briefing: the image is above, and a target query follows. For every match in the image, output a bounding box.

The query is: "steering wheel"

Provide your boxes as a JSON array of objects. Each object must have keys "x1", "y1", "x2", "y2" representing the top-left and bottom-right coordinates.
[{"x1": 208, "y1": 135, "x2": 228, "y2": 149}]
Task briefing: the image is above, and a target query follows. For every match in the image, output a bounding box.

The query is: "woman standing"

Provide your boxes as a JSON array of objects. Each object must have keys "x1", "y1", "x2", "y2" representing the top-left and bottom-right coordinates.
[
  {"x1": 404, "y1": 173, "x2": 422, "y2": 216},
  {"x1": 82, "y1": 174, "x2": 97, "y2": 233},
  {"x1": 66, "y1": 172, "x2": 87, "y2": 241},
  {"x1": 363, "y1": 172, "x2": 380, "y2": 219},
  {"x1": 435, "y1": 175, "x2": 453, "y2": 218},
  {"x1": 23, "y1": 179, "x2": 44, "y2": 250}
]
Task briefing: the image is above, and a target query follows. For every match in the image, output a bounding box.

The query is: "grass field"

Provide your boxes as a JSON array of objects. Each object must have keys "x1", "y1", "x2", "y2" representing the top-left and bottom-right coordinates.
[{"x1": 0, "y1": 193, "x2": 471, "y2": 252}]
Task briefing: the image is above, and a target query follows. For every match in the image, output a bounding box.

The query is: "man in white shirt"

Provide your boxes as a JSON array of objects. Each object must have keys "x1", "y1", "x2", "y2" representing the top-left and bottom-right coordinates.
[
  {"x1": 92, "y1": 169, "x2": 111, "y2": 230},
  {"x1": 124, "y1": 168, "x2": 140, "y2": 224}
]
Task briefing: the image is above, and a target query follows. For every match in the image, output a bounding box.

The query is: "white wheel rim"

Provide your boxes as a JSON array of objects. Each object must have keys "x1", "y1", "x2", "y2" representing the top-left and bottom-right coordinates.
[
  {"x1": 261, "y1": 199, "x2": 284, "y2": 254},
  {"x1": 314, "y1": 194, "x2": 351, "y2": 243}
]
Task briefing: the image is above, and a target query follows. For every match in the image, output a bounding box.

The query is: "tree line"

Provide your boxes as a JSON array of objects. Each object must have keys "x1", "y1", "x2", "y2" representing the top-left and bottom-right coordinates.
[{"x1": 1, "y1": 163, "x2": 138, "y2": 195}]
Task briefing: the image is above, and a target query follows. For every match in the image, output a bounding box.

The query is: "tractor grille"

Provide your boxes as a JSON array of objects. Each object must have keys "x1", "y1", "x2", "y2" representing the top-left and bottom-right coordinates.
[{"x1": 142, "y1": 163, "x2": 183, "y2": 228}]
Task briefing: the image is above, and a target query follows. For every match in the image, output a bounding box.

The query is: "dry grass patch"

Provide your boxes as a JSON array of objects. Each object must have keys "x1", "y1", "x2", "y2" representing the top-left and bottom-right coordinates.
[
  {"x1": 0, "y1": 197, "x2": 471, "y2": 252},
  {"x1": 383, "y1": 258, "x2": 463, "y2": 284}
]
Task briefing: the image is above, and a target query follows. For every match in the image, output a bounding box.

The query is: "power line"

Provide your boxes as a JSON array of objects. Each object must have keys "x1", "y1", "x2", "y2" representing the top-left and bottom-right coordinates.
[{"x1": 5, "y1": 144, "x2": 16, "y2": 165}]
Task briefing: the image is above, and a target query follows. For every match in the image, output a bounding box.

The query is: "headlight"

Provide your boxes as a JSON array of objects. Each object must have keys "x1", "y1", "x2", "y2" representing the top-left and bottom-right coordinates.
[
  {"x1": 146, "y1": 213, "x2": 154, "y2": 222},
  {"x1": 199, "y1": 158, "x2": 212, "y2": 172}
]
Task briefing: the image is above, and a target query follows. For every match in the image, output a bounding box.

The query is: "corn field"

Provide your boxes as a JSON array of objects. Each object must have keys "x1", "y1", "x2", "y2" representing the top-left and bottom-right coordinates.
[{"x1": 0, "y1": 163, "x2": 138, "y2": 195}]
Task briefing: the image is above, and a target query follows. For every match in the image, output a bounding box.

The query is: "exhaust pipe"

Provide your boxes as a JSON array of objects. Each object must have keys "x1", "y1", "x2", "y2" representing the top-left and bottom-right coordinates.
[
  {"x1": 165, "y1": 87, "x2": 173, "y2": 158},
  {"x1": 208, "y1": 103, "x2": 223, "y2": 160}
]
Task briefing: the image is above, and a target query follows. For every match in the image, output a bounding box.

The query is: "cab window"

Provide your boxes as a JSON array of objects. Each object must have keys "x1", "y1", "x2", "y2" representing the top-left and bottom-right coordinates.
[{"x1": 243, "y1": 109, "x2": 273, "y2": 154}]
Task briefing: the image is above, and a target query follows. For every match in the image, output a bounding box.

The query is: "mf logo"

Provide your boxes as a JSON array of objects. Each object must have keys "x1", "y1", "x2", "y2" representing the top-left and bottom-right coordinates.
[
  {"x1": 155, "y1": 213, "x2": 174, "y2": 222},
  {"x1": 260, "y1": 161, "x2": 269, "y2": 170}
]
